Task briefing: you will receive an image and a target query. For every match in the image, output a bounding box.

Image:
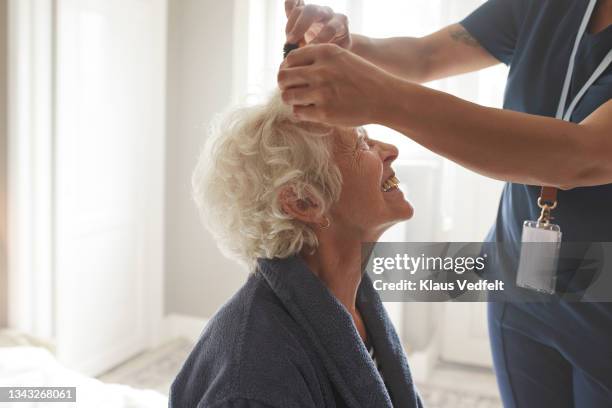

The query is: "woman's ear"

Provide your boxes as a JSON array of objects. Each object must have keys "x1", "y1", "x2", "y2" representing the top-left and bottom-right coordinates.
[{"x1": 278, "y1": 185, "x2": 322, "y2": 224}]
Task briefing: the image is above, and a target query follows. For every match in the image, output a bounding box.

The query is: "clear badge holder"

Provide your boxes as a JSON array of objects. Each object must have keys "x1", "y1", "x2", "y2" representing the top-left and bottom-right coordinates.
[{"x1": 516, "y1": 198, "x2": 561, "y2": 294}]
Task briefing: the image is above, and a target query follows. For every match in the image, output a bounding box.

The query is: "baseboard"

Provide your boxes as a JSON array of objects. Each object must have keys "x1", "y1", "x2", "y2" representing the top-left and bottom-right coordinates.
[
  {"x1": 418, "y1": 362, "x2": 499, "y2": 397},
  {"x1": 162, "y1": 314, "x2": 209, "y2": 344},
  {"x1": 408, "y1": 339, "x2": 442, "y2": 383}
]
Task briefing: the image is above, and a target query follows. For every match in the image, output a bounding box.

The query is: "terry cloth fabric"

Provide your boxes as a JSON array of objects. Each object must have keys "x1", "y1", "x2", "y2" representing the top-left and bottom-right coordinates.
[
  {"x1": 365, "y1": 340, "x2": 386, "y2": 386},
  {"x1": 169, "y1": 255, "x2": 423, "y2": 408}
]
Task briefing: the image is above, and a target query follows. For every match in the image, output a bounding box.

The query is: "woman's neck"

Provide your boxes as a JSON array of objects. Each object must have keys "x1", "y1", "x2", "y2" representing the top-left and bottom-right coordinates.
[
  {"x1": 302, "y1": 231, "x2": 364, "y2": 314},
  {"x1": 301, "y1": 226, "x2": 381, "y2": 341}
]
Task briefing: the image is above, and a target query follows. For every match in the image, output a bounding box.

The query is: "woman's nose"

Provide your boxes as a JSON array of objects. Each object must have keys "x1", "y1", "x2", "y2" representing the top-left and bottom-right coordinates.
[{"x1": 380, "y1": 142, "x2": 399, "y2": 164}]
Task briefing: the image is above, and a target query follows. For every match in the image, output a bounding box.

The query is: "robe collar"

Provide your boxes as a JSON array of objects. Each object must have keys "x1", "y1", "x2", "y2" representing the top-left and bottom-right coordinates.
[{"x1": 257, "y1": 256, "x2": 421, "y2": 408}]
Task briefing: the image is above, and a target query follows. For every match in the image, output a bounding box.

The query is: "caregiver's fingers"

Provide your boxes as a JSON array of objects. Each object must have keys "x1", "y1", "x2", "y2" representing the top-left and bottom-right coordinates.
[
  {"x1": 284, "y1": 0, "x2": 305, "y2": 18},
  {"x1": 286, "y1": 4, "x2": 334, "y2": 43},
  {"x1": 286, "y1": 7, "x2": 302, "y2": 40},
  {"x1": 310, "y1": 13, "x2": 349, "y2": 44},
  {"x1": 285, "y1": 43, "x2": 342, "y2": 68},
  {"x1": 292, "y1": 105, "x2": 325, "y2": 123},
  {"x1": 281, "y1": 86, "x2": 320, "y2": 106},
  {"x1": 277, "y1": 67, "x2": 314, "y2": 90}
]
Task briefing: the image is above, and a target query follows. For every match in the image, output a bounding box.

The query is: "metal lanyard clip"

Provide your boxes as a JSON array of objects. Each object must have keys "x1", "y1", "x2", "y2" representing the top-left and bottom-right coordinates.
[{"x1": 537, "y1": 197, "x2": 557, "y2": 225}]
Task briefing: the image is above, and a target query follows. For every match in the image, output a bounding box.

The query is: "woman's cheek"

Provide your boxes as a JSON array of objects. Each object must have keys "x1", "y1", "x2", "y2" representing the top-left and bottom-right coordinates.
[{"x1": 368, "y1": 155, "x2": 384, "y2": 190}]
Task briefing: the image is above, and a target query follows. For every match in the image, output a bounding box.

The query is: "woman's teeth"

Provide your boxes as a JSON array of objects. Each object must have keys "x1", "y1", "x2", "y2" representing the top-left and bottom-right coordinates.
[{"x1": 382, "y1": 176, "x2": 400, "y2": 192}]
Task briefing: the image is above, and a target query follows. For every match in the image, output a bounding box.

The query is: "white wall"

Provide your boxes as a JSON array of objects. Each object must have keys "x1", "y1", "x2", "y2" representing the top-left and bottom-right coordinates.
[
  {"x1": 0, "y1": 0, "x2": 8, "y2": 328},
  {"x1": 165, "y1": 0, "x2": 249, "y2": 318}
]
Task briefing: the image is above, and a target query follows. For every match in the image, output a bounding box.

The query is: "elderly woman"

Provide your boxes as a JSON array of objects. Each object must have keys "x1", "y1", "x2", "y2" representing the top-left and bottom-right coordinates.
[{"x1": 169, "y1": 93, "x2": 422, "y2": 408}]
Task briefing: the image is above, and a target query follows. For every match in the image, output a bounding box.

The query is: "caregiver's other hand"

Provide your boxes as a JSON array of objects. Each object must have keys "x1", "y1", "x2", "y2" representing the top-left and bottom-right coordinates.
[
  {"x1": 278, "y1": 44, "x2": 396, "y2": 126},
  {"x1": 285, "y1": 0, "x2": 352, "y2": 49}
]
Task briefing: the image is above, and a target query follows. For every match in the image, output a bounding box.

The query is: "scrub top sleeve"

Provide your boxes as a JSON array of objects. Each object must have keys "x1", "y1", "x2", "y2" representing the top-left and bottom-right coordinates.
[{"x1": 459, "y1": 0, "x2": 530, "y2": 66}]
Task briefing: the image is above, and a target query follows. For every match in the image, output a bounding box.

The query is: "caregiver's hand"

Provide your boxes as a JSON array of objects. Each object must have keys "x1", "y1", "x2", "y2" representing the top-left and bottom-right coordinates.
[
  {"x1": 285, "y1": 0, "x2": 352, "y2": 48},
  {"x1": 278, "y1": 44, "x2": 396, "y2": 126}
]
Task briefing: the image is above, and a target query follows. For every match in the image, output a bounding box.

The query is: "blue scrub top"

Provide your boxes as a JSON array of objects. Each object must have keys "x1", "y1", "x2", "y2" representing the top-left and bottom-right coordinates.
[{"x1": 461, "y1": 0, "x2": 612, "y2": 283}]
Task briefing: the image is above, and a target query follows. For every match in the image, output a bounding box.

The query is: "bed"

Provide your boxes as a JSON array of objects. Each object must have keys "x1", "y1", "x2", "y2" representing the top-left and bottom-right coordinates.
[{"x1": 0, "y1": 331, "x2": 168, "y2": 408}]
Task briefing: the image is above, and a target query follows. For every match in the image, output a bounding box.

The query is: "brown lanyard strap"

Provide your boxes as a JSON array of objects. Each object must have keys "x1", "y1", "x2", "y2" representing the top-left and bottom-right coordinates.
[{"x1": 537, "y1": 186, "x2": 558, "y2": 224}]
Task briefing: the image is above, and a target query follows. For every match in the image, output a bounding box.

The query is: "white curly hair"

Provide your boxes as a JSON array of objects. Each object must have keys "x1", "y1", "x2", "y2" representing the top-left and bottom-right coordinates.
[{"x1": 192, "y1": 92, "x2": 343, "y2": 268}]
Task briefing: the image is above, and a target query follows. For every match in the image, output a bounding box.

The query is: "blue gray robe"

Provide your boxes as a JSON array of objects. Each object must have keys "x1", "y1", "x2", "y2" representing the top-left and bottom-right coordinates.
[{"x1": 169, "y1": 256, "x2": 423, "y2": 407}]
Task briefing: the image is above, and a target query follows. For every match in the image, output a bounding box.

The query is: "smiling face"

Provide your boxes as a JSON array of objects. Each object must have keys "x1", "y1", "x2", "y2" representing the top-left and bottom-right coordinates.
[{"x1": 328, "y1": 127, "x2": 414, "y2": 241}]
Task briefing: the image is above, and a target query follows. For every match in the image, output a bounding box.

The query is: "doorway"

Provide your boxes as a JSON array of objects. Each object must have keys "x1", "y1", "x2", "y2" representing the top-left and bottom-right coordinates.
[{"x1": 6, "y1": 0, "x2": 166, "y2": 376}]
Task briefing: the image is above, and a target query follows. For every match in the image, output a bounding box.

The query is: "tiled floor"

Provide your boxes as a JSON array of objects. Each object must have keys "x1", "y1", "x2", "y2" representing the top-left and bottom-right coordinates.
[
  {"x1": 417, "y1": 364, "x2": 502, "y2": 408},
  {"x1": 98, "y1": 338, "x2": 502, "y2": 408},
  {"x1": 418, "y1": 385, "x2": 501, "y2": 408},
  {"x1": 97, "y1": 338, "x2": 193, "y2": 395}
]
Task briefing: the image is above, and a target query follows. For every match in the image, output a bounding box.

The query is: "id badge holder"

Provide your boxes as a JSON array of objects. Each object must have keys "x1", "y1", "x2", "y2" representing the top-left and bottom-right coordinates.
[{"x1": 516, "y1": 195, "x2": 561, "y2": 294}]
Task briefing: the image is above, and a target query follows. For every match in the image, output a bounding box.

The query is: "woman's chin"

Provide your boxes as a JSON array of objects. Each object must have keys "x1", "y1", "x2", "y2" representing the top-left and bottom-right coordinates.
[
  {"x1": 401, "y1": 204, "x2": 415, "y2": 220},
  {"x1": 382, "y1": 187, "x2": 413, "y2": 215},
  {"x1": 389, "y1": 198, "x2": 414, "y2": 221},
  {"x1": 393, "y1": 206, "x2": 414, "y2": 223},
  {"x1": 370, "y1": 204, "x2": 415, "y2": 235}
]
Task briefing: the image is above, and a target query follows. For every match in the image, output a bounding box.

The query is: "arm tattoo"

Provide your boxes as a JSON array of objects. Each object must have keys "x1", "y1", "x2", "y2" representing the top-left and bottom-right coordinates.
[{"x1": 450, "y1": 27, "x2": 481, "y2": 48}]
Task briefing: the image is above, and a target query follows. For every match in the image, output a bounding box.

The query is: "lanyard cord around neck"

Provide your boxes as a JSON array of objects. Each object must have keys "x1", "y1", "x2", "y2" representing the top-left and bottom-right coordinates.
[
  {"x1": 556, "y1": 0, "x2": 612, "y2": 121},
  {"x1": 539, "y1": 0, "x2": 612, "y2": 221}
]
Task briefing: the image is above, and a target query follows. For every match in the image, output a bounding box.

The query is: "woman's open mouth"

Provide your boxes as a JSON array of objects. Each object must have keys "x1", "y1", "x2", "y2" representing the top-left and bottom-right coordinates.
[{"x1": 381, "y1": 175, "x2": 400, "y2": 192}]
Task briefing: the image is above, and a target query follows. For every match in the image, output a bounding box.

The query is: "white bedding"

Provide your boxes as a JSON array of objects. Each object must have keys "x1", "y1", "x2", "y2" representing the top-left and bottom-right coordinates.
[{"x1": 0, "y1": 346, "x2": 168, "y2": 407}]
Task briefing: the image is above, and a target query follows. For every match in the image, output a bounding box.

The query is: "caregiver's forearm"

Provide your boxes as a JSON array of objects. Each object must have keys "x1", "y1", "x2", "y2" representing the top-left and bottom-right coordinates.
[
  {"x1": 374, "y1": 79, "x2": 612, "y2": 190},
  {"x1": 350, "y1": 35, "x2": 430, "y2": 83},
  {"x1": 350, "y1": 25, "x2": 499, "y2": 84}
]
